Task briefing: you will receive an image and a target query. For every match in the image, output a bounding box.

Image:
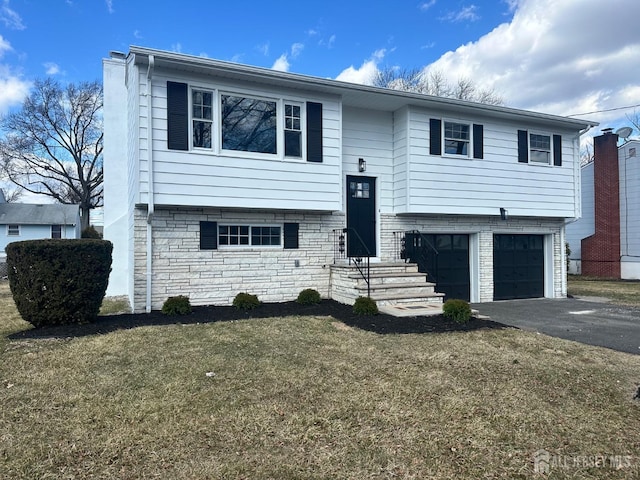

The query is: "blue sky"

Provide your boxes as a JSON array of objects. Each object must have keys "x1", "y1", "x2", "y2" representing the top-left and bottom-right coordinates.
[{"x1": 1, "y1": 0, "x2": 639, "y2": 132}]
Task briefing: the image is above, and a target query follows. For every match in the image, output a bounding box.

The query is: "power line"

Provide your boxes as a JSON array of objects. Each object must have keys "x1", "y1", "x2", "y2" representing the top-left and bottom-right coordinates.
[{"x1": 567, "y1": 103, "x2": 640, "y2": 117}]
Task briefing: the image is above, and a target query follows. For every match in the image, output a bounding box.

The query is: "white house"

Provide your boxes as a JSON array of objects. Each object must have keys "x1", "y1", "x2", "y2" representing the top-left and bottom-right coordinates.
[
  {"x1": 567, "y1": 132, "x2": 640, "y2": 279},
  {"x1": 0, "y1": 196, "x2": 81, "y2": 260},
  {"x1": 103, "y1": 46, "x2": 595, "y2": 313}
]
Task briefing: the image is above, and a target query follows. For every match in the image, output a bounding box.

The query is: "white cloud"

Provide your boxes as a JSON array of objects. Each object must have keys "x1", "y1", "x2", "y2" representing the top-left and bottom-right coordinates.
[
  {"x1": 419, "y1": 0, "x2": 436, "y2": 11},
  {"x1": 291, "y1": 43, "x2": 304, "y2": 59},
  {"x1": 256, "y1": 42, "x2": 269, "y2": 56},
  {"x1": 440, "y1": 5, "x2": 480, "y2": 22},
  {"x1": 421, "y1": 0, "x2": 640, "y2": 131},
  {"x1": 171, "y1": 42, "x2": 182, "y2": 53},
  {"x1": 133, "y1": 29, "x2": 142, "y2": 39},
  {"x1": 0, "y1": 36, "x2": 29, "y2": 114},
  {"x1": 272, "y1": 54, "x2": 289, "y2": 72},
  {"x1": 0, "y1": 34, "x2": 10, "y2": 55},
  {"x1": 336, "y1": 49, "x2": 387, "y2": 85},
  {"x1": 105, "y1": 0, "x2": 113, "y2": 13},
  {"x1": 1, "y1": 0, "x2": 24, "y2": 30},
  {"x1": 43, "y1": 62, "x2": 60, "y2": 75}
]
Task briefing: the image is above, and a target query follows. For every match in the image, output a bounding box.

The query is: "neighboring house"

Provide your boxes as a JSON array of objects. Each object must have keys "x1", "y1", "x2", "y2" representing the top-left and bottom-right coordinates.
[
  {"x1": 567, "y1": 131, "x2": 640, "y2": 279},
  {"x1": 0, "y1": 199, "x2": 81, "y2": 261},
  {"x1": 103, "y1": 46, "x2": 595, "y2": 313}
]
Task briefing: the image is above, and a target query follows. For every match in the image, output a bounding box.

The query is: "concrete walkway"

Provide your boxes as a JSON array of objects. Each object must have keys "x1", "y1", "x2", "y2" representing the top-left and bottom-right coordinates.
[{"x1": 472, "y1": 297, "x2": 640, "y2": 355}]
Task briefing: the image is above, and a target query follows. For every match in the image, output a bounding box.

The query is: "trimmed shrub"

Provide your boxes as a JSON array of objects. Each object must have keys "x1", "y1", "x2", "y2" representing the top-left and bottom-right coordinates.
[
  {"x1": 296, "y1": 288, "x2": 321, "y2": 305},
  {"x1": 353, "y1": 296, "x2": 378, "y2": 316},
  {"x1": 233, "y1": 292, "x2": 260, "y2": 310},
  {"x1": 442, "y1": 298, "x2": 472, "y2": 324},
  {"x1": 82, "y1": 226, "x2": 102, "y2": 239},
  {"x1": 6, "y1": 239, "x2": 112, "y2": 327},
  {"x1": 162, "y1": 295, "x2": 192, "y2": 315}
]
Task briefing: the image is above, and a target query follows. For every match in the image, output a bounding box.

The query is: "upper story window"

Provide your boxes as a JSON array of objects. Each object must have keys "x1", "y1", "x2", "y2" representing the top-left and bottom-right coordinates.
[
  {"x1": 529, "y1": 133, "x2": 551, "y2": 164},
  {"x1": 192, "y1": 89, "x2": 213, "y2": 148},
  {"x1": 430, "y1": 118, "x2": 483, "y2": 159},
  {"x1": 221, "y1": 95, "x2": 277, "y2": 154},
  {"x1": 167, "y1": 81, "x2": 323, "y2": 162},
  {"x1": 517, "y1": 130, "x2": 562, "y2": 166},
  {"x1": 444, "y1": 121, "x2": 470, "y2": 156},
  {"x1": 51, "y1": 225, "x2": 62, "y2": 239},
  {"x1": 284, "y1": 103, "x2": 302, "y2": 158},
  {"x1": 7, "y1": 224, "x2": 19, "y2": 236}
]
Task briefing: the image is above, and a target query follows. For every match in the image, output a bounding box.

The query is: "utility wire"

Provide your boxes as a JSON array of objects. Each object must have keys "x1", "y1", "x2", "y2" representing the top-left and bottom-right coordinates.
[{"x1": 567, "y1": 103, "x2": 640, "y2": 117}]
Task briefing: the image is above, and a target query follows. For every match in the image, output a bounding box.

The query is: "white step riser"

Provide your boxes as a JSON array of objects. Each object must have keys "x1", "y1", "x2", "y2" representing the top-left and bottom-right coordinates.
[
  {"x1": 376, "y1": 297, "x2": 444, "y2": 307},
  {"x1": 357, "y1": 286, "x2": 437, "y2": 296}
]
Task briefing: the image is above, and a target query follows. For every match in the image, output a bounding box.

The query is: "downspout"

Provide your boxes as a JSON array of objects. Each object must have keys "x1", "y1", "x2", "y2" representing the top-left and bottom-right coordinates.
[{"x1": 145, "y1": 55, "x2": 155, "y2": 313}]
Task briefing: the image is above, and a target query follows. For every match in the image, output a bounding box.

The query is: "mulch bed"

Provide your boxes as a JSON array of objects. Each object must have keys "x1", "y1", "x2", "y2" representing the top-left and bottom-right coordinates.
[{"x1": 9, "y1": 299, "x2": 507, "y2": 340}]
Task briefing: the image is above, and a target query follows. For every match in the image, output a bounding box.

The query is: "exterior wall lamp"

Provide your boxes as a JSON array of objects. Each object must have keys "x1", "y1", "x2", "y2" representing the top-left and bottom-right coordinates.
[
  {"x1": 500, "y1": 207, "x2": 508, "y2": 221},
  {"x1": 358, "y1": 158, "x2": 366, "y2": 172}
]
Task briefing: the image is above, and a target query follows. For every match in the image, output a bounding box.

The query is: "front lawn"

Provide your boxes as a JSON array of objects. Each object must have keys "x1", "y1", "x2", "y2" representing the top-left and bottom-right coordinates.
[
  {"x1": 568, "y1": 275, "x2": 640, "y2": 307},
  {"x1": 1, "y1": 283, "x2": 639, "y2": 478}
]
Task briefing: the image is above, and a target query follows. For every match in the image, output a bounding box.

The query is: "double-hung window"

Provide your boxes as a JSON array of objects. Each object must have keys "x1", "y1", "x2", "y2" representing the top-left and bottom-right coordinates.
[
  {"x1": 429, "y1": 118, "x2": 483, "y2": 159},
  {"x1": 528, "y1": 133, "x2": 551, "y2": 164},
  {"x1": 7, "y1": 224, "x2": 19, "y2": 236},
  {"x1": 517, "y1": 130, "x2": 562, "y2": 166},
  {"x1": 444, "y1": 121, "x2": 470, "y2": 156},
  {"x1": 284, "y1": 103, "x2": 302, "y2": 158},
  {"x1": 192, "y1": 89, "x2": 213, "y2": 148},
  {"x1": 51, "y1": 225, "x2": 62, "y2": 239}
]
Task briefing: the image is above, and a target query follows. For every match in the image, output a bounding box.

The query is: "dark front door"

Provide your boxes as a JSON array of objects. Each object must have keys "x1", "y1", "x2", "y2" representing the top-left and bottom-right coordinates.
[
  {"x1": 346, "y1": 176, "x2": 376, "y2": 257},
  {"x1": 493, "y1": 234, "x2": 544, "y2": 300},
  {"x1": 405, "y1": 233, "x2": 470, "y2": 301}
]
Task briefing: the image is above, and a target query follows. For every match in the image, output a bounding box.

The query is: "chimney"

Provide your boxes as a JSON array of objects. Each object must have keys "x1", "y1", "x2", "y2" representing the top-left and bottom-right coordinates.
[{"x1": 581, "y1": 129, "x2": 621, "y2": 277}]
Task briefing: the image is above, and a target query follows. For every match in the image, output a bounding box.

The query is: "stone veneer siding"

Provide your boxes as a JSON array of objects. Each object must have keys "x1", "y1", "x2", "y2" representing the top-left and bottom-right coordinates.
[
  {"x1": 379, "y1": 214, "x2": 567, "y2": 302},
  {"x1": 132, "y1": 208, "x2": 567, "y2": 311},
  {"x1": 133, "y1": 207, "x2": 344, "y2": 312}
]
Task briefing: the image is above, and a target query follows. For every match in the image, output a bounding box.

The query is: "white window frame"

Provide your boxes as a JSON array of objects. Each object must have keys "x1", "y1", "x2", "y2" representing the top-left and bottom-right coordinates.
[
  {"x1": 528, "y1": 131, "x2": 552, "y2": 165},
  {"x1": 283, "y1": 101, "x2": 304, "y2": 159},
  {"x1": 7, "y1": 224, "x2": 19, "y2": 236},
  {"x1": 190, "y1": 87, "x2": 215, "y2": 150},
  {"x1": 218, "y1": 224, "x2": 283, "y2": 249},
  {"x1": 442, "y1": 119, "x2": 472, "y2": 159}
]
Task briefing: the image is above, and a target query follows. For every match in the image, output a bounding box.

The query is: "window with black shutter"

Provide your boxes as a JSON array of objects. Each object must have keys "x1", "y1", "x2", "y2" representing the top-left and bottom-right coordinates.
[
  {"x1": 200, "y1": 221, "x2": 218, "y2": 250},
  {"x1": 167, "y1": 81, "x2": 189, "y2": 151},
  {"x1": 306, "y1": 102, "x2": 323, "y2": 162}
]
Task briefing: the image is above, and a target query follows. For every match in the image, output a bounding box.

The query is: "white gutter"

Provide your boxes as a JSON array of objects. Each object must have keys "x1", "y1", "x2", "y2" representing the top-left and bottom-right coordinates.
[{"x1": 145, "y1": 55, "x2": 155, "y2": 313}]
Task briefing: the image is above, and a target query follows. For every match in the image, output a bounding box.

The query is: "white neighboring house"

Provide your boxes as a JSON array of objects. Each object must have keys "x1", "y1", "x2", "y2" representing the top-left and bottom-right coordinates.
[
  {"x1": 103, "y1": 46, "x2": 595, "y2": 313},
  {"x1": 567, "y1": 134, "x2": 640, "y2": 279},
  {"x1": 0, "y1": 194, "x2": 81, "y2": 262}
]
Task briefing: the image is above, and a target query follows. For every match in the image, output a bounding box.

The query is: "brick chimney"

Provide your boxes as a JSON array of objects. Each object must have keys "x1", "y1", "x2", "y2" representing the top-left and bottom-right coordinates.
[{"x1": 581, "y1": 129, "x2": 621, "y2": 277}]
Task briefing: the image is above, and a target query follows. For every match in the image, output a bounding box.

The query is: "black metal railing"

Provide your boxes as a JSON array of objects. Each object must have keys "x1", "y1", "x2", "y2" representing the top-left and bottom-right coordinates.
[
  {"x1": 333, "y1": 227, "x2": 371, "y2": 297},
  {"x1": 394, "y1": 230, "x2": 439, "y2": 281}
]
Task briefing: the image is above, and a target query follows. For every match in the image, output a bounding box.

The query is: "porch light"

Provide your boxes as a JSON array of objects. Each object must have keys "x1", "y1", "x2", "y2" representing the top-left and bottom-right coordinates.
[
  {"x1": 500, "y1": 208, "x2": 508, "y2": 221},
  {"x1": 358, "y1": 158, "x2": 366, "y2": 172}
]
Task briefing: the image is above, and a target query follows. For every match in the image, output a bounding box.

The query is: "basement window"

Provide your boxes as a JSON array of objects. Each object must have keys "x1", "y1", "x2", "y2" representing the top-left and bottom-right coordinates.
[{"x1": 218, "y1": 225, "x2": 281, "y2": 247}]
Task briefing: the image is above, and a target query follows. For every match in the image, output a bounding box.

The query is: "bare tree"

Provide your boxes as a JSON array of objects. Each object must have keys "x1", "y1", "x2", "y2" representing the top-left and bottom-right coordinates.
[
  {"x1": 626, "y1": 109, "x2": 640, "y2": 136},
  {"x1": 0, "y1": 78, "x2": 103, "y2": 230},
  {"x1": 580, "y1": 141, "x2": 594, "y2": 166},
  {"x1": 373, "y1": 67, "x2": 504, "y2": 105}
]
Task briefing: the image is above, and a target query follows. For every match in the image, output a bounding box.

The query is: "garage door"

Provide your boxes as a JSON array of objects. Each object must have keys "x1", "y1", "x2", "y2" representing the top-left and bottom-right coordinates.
[
  {"x1": 493, "y1": 234, "x2": 544, "y2": 300},
  {"x1": 405, "y1": 233, "x2": 470, "y2": 301}
]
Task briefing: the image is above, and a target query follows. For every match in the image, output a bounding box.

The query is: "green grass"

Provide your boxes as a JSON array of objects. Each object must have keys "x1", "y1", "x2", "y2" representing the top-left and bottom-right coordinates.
[
  {"x1": 568, "y1": 275, "x2": 640, "y2": 307},
  {"x1": 1, "y1": 282, "x2": 640, "y2": 478}
]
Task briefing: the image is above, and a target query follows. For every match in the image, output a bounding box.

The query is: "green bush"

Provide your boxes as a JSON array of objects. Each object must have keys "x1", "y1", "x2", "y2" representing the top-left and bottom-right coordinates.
[
  {"x1": 81, "y1": 226, "x2": 102, "y2": 239},
  {"x1": 296, "y1": 288, "x2": 321, "y2": 305},
  {"x1": 442, "y1": 298, "x2": 472, "y2": 324},
  {"x1": 161, "y1": 295, "x2": 192, "y2": 315},
  {"x1": 6, "y1": 239, "x2": 112, "y2": 327},
  {"x1": 353, "y1": 296, "x2": 378, "y2": 316},
  {"x1": 232, "y1": 292, "x2": 260, "y2": 310}
]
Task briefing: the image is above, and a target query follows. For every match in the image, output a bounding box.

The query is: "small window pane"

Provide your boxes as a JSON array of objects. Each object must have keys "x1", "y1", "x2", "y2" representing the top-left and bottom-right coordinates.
[
  {"x1": 7, "y1": 225, "x2": 19, "y2": 236},
  {"x1": 193, "y1": 120, "x2": 212, "y2": 148},
  {"x1": 285, "y1": 130, "x2": 302, "y2": 157},
  {"x1": 51, "y1": 225, "x2": 62, "y2": 239}
]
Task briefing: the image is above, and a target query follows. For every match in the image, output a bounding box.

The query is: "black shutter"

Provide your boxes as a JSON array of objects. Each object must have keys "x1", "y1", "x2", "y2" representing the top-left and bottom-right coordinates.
[
  {"x1": 430, "y1": 118, "x2": 441, "y2": 156},
  {"x1": 473, "y1": 124, "x2": 484, "y2": 159},
  {"x1": 517, "y1": 130, "x2": 529, "y2": 163},
  {"x1": 200, "y1": 221, "x2": 217, "y2": 250},
  {"x1": 167, "y1": 81, "x2": 189, "y2": 151},
  {"x1": 283, "y1": 223, "x2": 299, "y2": 249},
  {"x1": 306, "y1": 102, "x2": 323, "y2": 162},
  {"x1": 553, "y1": 134, "x2": 562, "y2": 166}
]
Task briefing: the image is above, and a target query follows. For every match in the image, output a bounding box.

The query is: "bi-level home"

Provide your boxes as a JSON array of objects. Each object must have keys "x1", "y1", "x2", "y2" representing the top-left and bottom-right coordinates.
[{"x1": 103, "y1": 46, "x2": 595, "y2": 313}]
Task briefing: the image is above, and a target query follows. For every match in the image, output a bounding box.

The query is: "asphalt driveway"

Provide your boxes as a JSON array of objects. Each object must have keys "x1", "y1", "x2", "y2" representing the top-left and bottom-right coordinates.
[{"x1": 472, "y1": 297, "x2": 640, "y2": 355}]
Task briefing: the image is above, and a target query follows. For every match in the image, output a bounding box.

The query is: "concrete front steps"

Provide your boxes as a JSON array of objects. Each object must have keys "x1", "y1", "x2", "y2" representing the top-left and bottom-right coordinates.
[{"x1": 330, "y1": 262, "x2": 445, "y2": 313}]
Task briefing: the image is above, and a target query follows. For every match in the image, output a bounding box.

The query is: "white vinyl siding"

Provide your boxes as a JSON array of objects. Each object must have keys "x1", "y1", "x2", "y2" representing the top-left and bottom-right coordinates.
[
  {"x1": 135, "y1": 71, "x2": 342, "y2": 211},
  {"x1": 402, "y1": 106, "x2": 576, "y2": 217}
]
